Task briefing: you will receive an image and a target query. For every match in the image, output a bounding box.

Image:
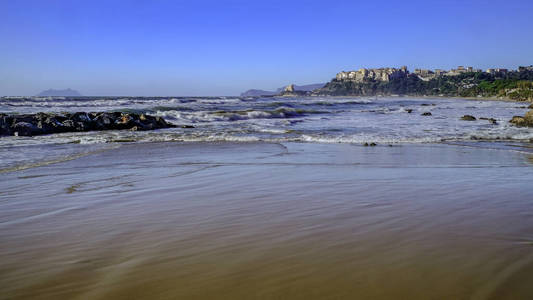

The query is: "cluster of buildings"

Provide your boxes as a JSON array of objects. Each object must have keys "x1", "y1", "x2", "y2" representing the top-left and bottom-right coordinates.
[
  {"x1": 485, "y1": 68, "x2": 509, "y2": 75},
  {"x1": 335, "y1": 65, "x2": 532, "y2": 82},
  {"x1": 413, "y1": 66, "x2": 484, "y2": 80},
  {"x1": 335, "y1": 67, "x2": 409, "y2": 82}
]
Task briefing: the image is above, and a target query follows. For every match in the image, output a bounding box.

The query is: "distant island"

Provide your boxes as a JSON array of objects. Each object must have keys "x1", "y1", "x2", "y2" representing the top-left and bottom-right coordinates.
[
  {"x1": 310, "y1": 65, "x2": 533, "y2": 101},
  {"x1": 36, "y1": 88, "x2": 82, "y2": 97},
  {"x1": 241, "y1": 83, "x2": 325, "y2": 97}
]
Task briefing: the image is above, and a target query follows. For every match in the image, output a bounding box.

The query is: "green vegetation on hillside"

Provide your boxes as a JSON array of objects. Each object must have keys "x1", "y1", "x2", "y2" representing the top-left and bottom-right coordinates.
[{"x1": 317, "y1": 67, "x2": 533, "y2": 101}]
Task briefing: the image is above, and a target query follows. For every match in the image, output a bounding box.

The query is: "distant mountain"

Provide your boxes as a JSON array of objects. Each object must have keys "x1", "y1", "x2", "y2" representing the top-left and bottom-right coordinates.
[
  {"x1": 36, "y1": 88, "x2": 82, "y2": 97},
  {"x1": 241, "y1": 83, "x2": 325, "y2": 97},
  {"x1": 240, "y1": 89, "x2": 278, "y2": 97}
]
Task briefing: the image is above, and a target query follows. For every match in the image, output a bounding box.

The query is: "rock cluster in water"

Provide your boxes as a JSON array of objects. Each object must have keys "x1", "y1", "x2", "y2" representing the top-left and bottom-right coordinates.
[
  {"x1": 279, "y1": 84, "x2": 309, "y2": 97},
  {"x1": 0, "y1": 112, "x2": 175, "y2": 136},
  {"x1": 509, "y1": 110, "x2": 533, "y2": 127}
]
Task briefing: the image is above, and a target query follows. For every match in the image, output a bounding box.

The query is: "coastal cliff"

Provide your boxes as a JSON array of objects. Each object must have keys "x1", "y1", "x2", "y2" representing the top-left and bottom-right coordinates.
[{"x1": 313, "y1": 66, "x2": 533, "y2": 101}]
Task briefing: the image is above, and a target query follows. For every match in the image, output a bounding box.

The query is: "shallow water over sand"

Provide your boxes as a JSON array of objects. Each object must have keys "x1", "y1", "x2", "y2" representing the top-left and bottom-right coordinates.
[{"x1": 1, "y1": 142, "x2": 533, "y2": 299}]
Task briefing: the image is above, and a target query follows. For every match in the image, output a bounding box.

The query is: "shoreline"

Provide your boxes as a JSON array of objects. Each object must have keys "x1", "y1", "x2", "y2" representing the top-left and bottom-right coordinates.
[
  {"x1": 2, "y1": 140, "x2": 533, "y2": 175},
  {"x1": 2, "y1": 95, "x2": 532, "y2": 172},
  {"x1": 284, "y1": 94, "x2": 533, "y2": 103},
  {"x1": 409, "y1": 94, "x2": 533, "y2": 103},
  {"x1": 2, "y1": 141, "x2": 533, "y2": 299}
]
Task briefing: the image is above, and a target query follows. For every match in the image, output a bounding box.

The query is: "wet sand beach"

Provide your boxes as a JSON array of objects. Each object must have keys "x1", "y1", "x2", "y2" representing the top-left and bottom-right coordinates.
[{"x1": 1, "y1": 142, "x2": 533, "y2": 299}]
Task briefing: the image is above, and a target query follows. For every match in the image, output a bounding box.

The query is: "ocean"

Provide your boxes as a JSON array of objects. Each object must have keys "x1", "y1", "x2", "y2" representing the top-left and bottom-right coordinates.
[{"x1": 1, "y1": 96, "x2": 532, "y2": 171}]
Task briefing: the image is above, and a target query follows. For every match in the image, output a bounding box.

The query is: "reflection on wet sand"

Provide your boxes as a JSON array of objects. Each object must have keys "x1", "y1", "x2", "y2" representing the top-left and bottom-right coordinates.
[{"x1": 1, "y1": 142, "x2": 533, "y2": 299}]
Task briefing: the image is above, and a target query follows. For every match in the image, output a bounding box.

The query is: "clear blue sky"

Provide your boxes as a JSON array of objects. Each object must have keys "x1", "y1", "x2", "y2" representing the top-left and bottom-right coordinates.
[{"x1": 1, "y1": 0, "x2": 532, "y2": 96}]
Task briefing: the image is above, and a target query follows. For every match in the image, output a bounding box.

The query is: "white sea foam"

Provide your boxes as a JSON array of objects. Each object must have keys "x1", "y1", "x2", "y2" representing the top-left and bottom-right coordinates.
[{"x1": 2, "y1": 96, "x2": 532, "y2": 168}]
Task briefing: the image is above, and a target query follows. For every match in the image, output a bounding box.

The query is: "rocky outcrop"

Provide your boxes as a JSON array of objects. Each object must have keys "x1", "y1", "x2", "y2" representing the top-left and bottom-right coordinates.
[
  {"x1": 0, "y1": 112, "x2": 175, "y2": 137},
  {"x1": 509, "y1": 110, "x2": 533, "y2": 127},
  {"x1": 313, "y1": 65, "x2": 533, "y2": 99},
  {"x1": 284, "y1": 84, "x2": 295, "y2": 93},
  {"x1": 461, "y1": 115, "x2": 476, "y2": 121},
  {"x1": 479, "y1": 117, "x2": 498, "y2": 124},
  {"x1": 510, "y1": 116, "x2": 527, "y2": 126},
  {"x1": 279, "y1": 84, "x2": 308, "y2": 96}
]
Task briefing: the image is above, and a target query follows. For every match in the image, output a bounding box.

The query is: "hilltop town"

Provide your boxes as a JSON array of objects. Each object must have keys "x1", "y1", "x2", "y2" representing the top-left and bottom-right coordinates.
[
  {"x1": 310, "y1": 65, "x2": 533, "y2": 101},
  {"x1": 334, "y1": 66, "x2": 531, "y2": 83},
  {"x1": 335, "y1": 67, "x2": 409, "y2": 82}
]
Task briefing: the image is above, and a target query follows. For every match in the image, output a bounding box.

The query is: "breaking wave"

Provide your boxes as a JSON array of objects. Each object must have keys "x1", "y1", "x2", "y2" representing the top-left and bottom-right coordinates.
[{"x1": 2, "y1": 95, "x2": 533, "y2": 168}]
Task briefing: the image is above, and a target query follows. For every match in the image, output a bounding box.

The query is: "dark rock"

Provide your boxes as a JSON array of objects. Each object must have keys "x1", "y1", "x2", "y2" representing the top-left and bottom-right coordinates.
[
  {"x1": 527, "y1": 110, "x2": 533, "y2": 119},
  {"x1": 13, "y1": 122, "x2": 43, "y2": 136},
  {"x1": 114, "y1": 114, "x2": 138, "y2": 130},
  {"x1": 0, "y1": 114, "x2": 14, "y2": 135},
  {"x1": 525, "y1": 110, "x2": 533, "y2": 125},
  {"x1": 510, "y1": 110, "x2": 533, "y2": 127},
  {"x1": 37, "y1": 116, "x2": 65, "y2": 133},
  {"x1": 369, "y1": 142, "x2": 377, "y2": 146},
  {"x1": 94, "y1": 113, "x2": 115, "y2": 129},
  {"x1": 71, "y1": 112, "x2": 90, "y2": 122},
  {"x1": 421, "y1": 112, "x2": 432, "y2": 116},
  {"x1": 510, "y1": 116, "x2": 526, "y2": 126},
  {"x1": 461, "y1": 115, "x2": 476, "y2": 121},
  {"x1": 62, "y1": 119, "x2": 75, "y2": 129},
  {"x1": 0, "y1": 111, "x2": 175, "y2": 137},
  {"x1": 74, "y1": 121, "x2": 92, "y2": 131},
  {"x1": 406, "y1": 109, "x2": 413, "y2": 113},
  {"x1": 155, "y1": 116, "x2": 170, "y2": 127},
  {"x1": 181, "y1": 125, "x2": 195, "y2": 128},
  {"x1": 138, "y1": 114, "x2": 159, "y2": 130},
  {"x1": 479, "y1": 117, "x2": 498, "y2": 124},
  {"x1": 12, "y1": 114, "x2": 36, "y2": 124}
]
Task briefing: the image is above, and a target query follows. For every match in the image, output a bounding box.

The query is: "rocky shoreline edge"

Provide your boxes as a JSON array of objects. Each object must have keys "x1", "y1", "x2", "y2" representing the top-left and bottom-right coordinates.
[
  {"x1": 1, "y1": 106, "x2": 532, "y2": 138},
  {"x1": 0, "y1": 112, "x2": 177, "y2": 137},
  {"x1": 510, "y1": 109, "x2": 533, "y2": 127}
]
